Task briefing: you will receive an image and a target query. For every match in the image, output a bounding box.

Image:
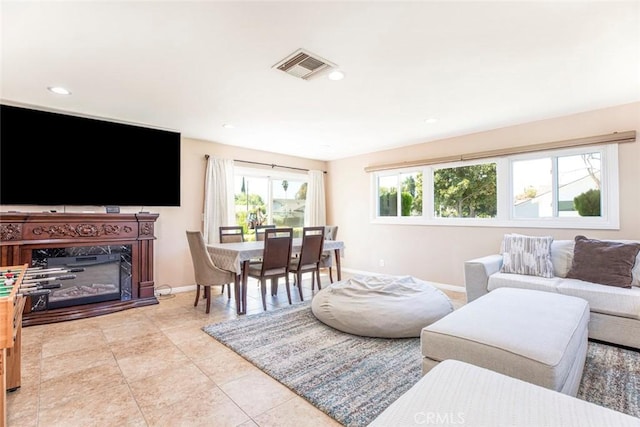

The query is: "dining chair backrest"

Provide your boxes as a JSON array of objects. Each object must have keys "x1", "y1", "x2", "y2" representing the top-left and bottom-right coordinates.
[
  {"x1": 255, "y1": 224, "x2": 276, "y2": 241},
  {"x1": 185, "y1": 230, "x2": 229, "y2": 285},
  {"x1": 319, "y1": 225, "x2": 338, "y2": 283},
  {"x1": 299, "y1": 226, "x2": 325, "y2": 267},
  {"x1": 261, "y1": 228, "x2": 293, "y2": 273},
  {"x1": 185, "y1": 230, "x2": 235, "y2": 313},
  {"x1": 321, "y1": 225, "x2": 338, "y2": 264},
  {"x1": 219, "y1": 226, "x2": 244, "y2": 243},
  {"x1": 324, "y1": 225, "x2": 338, "y2": 241}
]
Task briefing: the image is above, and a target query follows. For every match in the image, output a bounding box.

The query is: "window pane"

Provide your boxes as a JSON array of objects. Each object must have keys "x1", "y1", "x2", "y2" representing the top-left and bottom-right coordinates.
[
  {"x1": 400, "y1": 172, "x2": 422, "y2": 216},
  {"x1": 378, "y1": 175, "x2": 398, "y2": 216},
  {"x1": 235, "y1": 176, "x2": 268, "y2": 238},
  {"x1": 272, "y1": 179, "x2": 306, "y2": 228},
  {"x1": 433, "y1": 163, "x2": 497, "y2": 218},
  {"x1": 512, "y1": 158, "x2": 552, "y2": 218},
  {"x1": 558, "y1": 153, "x2": 601, "y2": 217},
  {"x1": 372, "y1": 145, "x2": 614, "y2": 228}
]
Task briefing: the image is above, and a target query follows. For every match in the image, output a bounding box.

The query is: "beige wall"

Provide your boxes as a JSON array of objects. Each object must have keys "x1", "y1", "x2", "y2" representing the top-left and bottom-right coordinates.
[
  {"x1": 155, "y1": 138, "x2": 327, "y2": 289},
  {"x1": 327, "y1": 102, "x2": 640, "y2": 288},
  {"x1": 3, "y1": 102, "x2": 638, "y2": 292}
]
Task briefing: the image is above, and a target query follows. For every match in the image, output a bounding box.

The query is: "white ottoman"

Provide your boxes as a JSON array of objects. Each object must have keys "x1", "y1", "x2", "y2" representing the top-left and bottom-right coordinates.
[
  {"x1": 421, "y1": 287, "x2": 589, "y2": 396},
  {"x1": 369, "y1": 360, "x2": 640, "y2": 427},
  {"x1": 312, "y1": 275, "x2": 453, "y2": 338}
]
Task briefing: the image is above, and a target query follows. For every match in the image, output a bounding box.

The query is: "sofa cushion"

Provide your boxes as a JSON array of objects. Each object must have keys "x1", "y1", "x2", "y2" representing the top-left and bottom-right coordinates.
[
  {"x1": 489, "y1": 272, "x2": 562, "y2": 294},
  {"x1": 550, "y1": 238, "x2": 640, "y2": 285},
  {"x1": 551, "y1": 240, "x2": 575, "y2": 278},
  {"x1": 566, "y1": 236, "x2": 640, "y2": 288},
  {"x1": 557, "y1": 278, "x2": 640, "y2": 320},
  {"x1": 616, "y1": 240, "x2": 640, "y2": 287},
  {"x1": 500, "y1": 234, "x2": 554, "y2": 278}
]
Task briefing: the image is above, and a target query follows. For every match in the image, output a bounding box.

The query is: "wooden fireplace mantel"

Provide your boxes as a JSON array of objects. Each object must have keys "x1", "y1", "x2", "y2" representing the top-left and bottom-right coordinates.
[{"x1": 0, "y1": 212, "x2": 159, "y2": 326}]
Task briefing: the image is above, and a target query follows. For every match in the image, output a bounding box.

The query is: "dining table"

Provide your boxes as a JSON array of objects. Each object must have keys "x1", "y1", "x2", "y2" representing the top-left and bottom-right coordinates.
[{"x1": 207, "y1": 238, "x2": 345, "y2": 314}]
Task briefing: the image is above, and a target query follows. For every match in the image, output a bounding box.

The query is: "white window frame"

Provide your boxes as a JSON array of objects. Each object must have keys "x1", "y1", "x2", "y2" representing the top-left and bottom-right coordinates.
[
  {"x1": 371, "y1": 144, "x2": 619, "y2": 229},
  {"x1": 234, "y1": 166, "x2": 308, "y2": 227}
]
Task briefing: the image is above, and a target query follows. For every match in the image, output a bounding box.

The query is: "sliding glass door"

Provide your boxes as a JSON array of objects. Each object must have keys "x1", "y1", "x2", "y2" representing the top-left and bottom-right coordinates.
[{"x1": 234, "y1": 167, "x2": 307, "y2": 239}]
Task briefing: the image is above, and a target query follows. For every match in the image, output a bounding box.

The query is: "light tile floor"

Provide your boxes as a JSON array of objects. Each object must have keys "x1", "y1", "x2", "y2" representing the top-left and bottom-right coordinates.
[{"x1": 7, "y1": 273, "x2": 466, "y2": 427}]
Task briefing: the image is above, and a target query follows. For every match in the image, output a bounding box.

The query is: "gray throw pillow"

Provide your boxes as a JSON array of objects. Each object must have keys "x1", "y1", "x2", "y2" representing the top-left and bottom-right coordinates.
[
  {"x1": 566, "y1": 235, "x2": 640, "y2": 288},
  {"x1": 500, "y1": 233, "x2": 554, "y2": 278}
]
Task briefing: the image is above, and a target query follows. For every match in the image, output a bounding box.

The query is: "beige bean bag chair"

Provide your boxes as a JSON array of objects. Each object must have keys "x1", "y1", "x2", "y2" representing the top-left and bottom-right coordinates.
[{"x1": 311, "y1": 275, "x2": 453, "y2": 338}]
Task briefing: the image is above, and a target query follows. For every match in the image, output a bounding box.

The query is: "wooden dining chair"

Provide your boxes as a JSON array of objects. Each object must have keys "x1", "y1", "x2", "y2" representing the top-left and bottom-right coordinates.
[
  {"x1": 255, "y1": 224, "x2": 276, "y2": 241},
  {"x1": 185, "y1": 230, "x2": 237, "y2": 313},
  {"x1": 289, "y1": 226, "x2": 325, "y2": 300},
  {"x1": 247, "y1": 228, "x2": 293, "y2": 310},
  {"x1": 219, "y1": 226, "x2": 244, "y2": 243},
  {"x1": 319, "y1": 225, "x2": 338, "y2": 283}
]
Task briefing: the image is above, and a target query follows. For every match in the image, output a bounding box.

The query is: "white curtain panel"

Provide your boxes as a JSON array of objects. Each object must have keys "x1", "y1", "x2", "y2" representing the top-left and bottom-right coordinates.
[
  {"x1": 304, "y1": 169, "x2": 327, "y2": 226},
  {"x1": 203, "y1": 157, "x2": 235, "y2": 243}
]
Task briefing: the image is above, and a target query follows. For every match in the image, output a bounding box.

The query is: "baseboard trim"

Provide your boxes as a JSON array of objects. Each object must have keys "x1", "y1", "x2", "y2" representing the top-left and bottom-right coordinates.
[
  {"x1": 164, "y1": 271, "x2": 467, "y2": 296},
  {"x1": 156, "y1": 284, "x2": 196, "y2": 295}
]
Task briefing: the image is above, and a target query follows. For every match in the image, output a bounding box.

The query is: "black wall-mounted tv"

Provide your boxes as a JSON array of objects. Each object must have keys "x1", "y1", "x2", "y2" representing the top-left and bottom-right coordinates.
[{"x1": 0, "y1": 104, "x2": 181, "y2": 207}]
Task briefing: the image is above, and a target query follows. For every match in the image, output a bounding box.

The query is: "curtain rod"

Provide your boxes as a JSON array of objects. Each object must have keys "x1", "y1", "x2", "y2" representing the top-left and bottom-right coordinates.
[
  {"x1": 364, "y1": 130, "x2": 636, "y2": 173},
  {"x1": 204, "y1": 155, "x2": 327, "y2": 174}
]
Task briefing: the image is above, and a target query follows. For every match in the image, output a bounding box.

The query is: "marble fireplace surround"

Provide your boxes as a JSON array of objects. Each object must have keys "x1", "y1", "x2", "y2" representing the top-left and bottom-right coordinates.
[{"x1": 30, "y1": 244, "x2": 131, "y2": 310}]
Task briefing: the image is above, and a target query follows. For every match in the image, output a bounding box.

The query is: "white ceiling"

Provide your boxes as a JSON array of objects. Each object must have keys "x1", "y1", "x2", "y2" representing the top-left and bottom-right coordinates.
[{"x1": 2, "y1": 1, "x2": 639, "y2": 161}]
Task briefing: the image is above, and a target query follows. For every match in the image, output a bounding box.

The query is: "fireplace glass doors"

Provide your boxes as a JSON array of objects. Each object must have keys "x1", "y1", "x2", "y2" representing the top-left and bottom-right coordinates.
[{"x1": 30, "y1": 245, "x2": 132, "y2": 311}]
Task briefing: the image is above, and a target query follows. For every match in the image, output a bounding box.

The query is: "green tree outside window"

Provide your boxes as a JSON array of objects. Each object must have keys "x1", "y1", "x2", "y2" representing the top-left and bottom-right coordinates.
[{"x1": 434, "y1": 163, "x2": 497, "y2": 218}]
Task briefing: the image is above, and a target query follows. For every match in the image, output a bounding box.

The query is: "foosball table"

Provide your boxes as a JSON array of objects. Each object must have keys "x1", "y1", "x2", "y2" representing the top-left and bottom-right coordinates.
[{"x1": 0, "y1": 264, "x2": 27, "y2": 427}]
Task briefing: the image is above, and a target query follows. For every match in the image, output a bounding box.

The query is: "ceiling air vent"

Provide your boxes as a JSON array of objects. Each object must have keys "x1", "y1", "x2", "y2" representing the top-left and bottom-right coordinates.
[{"x1": 273, "y1": 49, "x2": 337, "y2": 80}]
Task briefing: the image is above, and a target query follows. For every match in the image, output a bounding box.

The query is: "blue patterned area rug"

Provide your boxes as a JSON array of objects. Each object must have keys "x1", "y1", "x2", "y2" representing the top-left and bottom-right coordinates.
[{"x1": 203, "y1": 303, "x2": 639, "y2": 426}]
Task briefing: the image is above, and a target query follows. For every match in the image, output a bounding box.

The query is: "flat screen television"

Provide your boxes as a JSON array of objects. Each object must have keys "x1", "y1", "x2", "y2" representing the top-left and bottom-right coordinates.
[{"x1": 0, "y1": 104, "x2": 181, "y2": 207}]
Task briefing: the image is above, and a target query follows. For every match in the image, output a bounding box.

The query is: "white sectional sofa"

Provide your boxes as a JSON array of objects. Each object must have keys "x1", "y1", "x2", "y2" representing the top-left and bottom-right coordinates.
[
  {"x1": 369, "y1": 359, "x2": 640, "y2": 427},
  {"x1": 465, "y1": 236, "x2": 640, "y2": 349}
]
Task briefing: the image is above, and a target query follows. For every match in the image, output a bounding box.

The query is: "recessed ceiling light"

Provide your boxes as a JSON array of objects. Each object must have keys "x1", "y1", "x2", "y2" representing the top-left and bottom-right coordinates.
[
  {"x1": 222, "y1": 123, "x2": 235, "y2": 129},
  {"x1": 47, "y1": 86, "x2": 71, "y2": 95},
  {"x1": 328, "y1": 70, "x2": 345, "y2": 81},
  {"x1": 424, "y1": 117, "x2": 438, "y2": 124}
]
